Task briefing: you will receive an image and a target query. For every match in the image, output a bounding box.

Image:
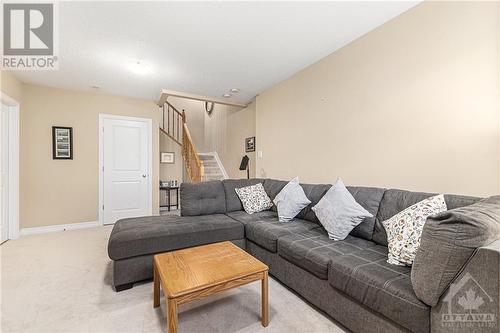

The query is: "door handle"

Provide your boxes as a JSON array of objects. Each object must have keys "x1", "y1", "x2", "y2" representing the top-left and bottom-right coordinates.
[{"x1": 142, "y1": 174, "x2": 147, "y2": 178}]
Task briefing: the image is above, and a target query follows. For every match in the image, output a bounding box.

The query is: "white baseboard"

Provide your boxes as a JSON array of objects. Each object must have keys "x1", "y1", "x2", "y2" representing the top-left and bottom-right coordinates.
[{"x1": 20, "y1": 221, "x2": 101, "y2": 236}]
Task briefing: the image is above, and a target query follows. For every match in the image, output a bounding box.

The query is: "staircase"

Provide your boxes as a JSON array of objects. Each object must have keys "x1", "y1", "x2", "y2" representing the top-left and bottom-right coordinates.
[
  {"x1": 159, "y1": 101, "x2": 227, "y2": 183},
  {"x1": 198, "y1": 152, "x2": 228, "y2": 181}
]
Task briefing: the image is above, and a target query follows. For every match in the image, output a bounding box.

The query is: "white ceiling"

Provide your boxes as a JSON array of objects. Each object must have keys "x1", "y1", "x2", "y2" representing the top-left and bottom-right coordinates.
[{"x1": 12, "y1": 1, "x2": 420, "y2": 103}]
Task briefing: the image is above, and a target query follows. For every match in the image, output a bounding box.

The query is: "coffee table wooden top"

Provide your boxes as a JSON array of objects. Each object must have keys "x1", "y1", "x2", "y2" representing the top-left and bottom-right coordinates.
[{"x1": 154, "y1": 241, "x2": 268, "y2": 299}]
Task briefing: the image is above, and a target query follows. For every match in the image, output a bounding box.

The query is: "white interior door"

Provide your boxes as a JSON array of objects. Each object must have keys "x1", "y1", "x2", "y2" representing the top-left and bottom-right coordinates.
[
  {"x1": 102, "y1": 116, "x2": 151, "y2": 225},
  {"x1": 1, "y1": 104, "x2": 9, "y2": 243}
]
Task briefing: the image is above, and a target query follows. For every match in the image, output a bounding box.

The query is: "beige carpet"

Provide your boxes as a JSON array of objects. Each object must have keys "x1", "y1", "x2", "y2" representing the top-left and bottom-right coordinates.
[{"x1": 1, "y1": 226, "x2": 346, "y2": 333}]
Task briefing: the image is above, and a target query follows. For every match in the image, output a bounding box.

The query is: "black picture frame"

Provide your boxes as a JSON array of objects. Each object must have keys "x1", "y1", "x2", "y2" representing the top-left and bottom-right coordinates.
[
  {"x1": 52, "y1": 126, "x2": 73, "y2": 160},
  {"x1": 245, "y1": 136, "x2": 255, "y2": 152}
]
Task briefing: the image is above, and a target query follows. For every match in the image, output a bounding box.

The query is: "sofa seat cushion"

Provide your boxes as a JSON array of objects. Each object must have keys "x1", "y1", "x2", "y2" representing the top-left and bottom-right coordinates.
[
  {"x1": 278, "y1": 229, "x2": 378, "y2": 279},
  {"x1": 108, "y1": 214, "x2": 244, "y2": 260},
  {"x1": 328, "y1": 246, "x2": 430, "y2": 333},
  {"x1": 226, "y1": 210, "x2": 278, "y2": 225},
  {"x1": 245, "y1": 218, "x2": 320, "y2": 253}
]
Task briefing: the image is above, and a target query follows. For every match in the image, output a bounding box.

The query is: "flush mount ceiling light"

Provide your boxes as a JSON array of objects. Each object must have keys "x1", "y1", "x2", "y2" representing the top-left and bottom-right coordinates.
[
  {"x1": 230, "y1": 88, "x2": 240, "y2": 93},
  {"x1": 127, "y1": 60, "x2": 153, "y2": 75},
  {"x1": 222, "y1": 93, "x2": 232, "y2": 98}
]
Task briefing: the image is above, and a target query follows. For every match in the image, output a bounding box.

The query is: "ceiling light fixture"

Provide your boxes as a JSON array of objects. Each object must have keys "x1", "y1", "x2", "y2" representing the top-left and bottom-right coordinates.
[
  {"x1": 222, "y1": 93, "x2": 232, "y2": 98},
  {"x1": 127, "y1": 60, "x2": 153, "y2": 75},
  {"x1": 230, "y1": 88, "x2": 240, "y2": 93}
]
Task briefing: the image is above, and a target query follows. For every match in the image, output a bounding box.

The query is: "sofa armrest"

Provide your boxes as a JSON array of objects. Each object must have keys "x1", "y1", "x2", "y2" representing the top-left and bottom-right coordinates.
[{"x1": 430, "y1": 239, "x2": 500, "y2": 332}]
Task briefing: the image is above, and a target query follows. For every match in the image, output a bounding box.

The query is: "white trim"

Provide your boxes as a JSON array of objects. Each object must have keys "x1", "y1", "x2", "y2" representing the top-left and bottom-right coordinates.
[
  {"x1": 1, "y1": 93, "x2": 20, "y2": 240},
  {"x1": 98, "y1": 114, "x2": 153, "y2": 226},
  {"x1": 20, "y1": 221, "x2": 101, "y2": 236},
  {"x1": 212, "y1": 151, "x2": 229, "y2": 179},
  {"x1": 198, "y1": 152, "x2": 229, "y2": 179}
]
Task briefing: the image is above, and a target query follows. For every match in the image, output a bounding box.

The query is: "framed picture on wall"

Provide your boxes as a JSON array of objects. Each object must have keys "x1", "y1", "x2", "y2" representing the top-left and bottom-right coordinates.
[
  {"x1": 161, "y1": 152, "x2": 175, "y2": 164},
  {"x1": 245, "y1": 137, "x2": 255, "y2": 152},
  {"x1": 52, "y1": 126, "x2": 73, "y2": 160}
]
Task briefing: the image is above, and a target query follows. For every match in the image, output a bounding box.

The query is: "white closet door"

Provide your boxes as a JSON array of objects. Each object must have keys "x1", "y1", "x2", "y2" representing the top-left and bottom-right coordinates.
[{"x1": 102, "y1": 117, "x2": 151, "y2": 225}]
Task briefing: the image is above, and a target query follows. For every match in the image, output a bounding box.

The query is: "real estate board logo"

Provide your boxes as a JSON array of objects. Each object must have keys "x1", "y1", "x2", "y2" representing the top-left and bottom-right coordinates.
[
  {"x1": 2, "y1": 2, "x2": 58, "y2": 70},
  {"x1": 441, "y1": 272, "x2": 497, "y2": 331}
]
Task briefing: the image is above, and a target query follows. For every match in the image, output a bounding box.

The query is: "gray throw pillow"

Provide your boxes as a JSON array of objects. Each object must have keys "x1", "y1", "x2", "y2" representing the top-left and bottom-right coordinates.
[
  {"x1": 411, "y1": 196, "x2": 500, "y2": 306},
  {"x1": 273, "y1": 177, "x2": 311, "y2": 222},
  {"x1": 312, "y1": 178, "x2": 373, "y2": 240}
]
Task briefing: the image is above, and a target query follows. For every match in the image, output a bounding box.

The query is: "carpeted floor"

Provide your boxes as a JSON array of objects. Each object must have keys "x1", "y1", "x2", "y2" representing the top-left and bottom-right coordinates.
[{"x1": 1, "y1": 226, "x2": 346, "y2": 333}]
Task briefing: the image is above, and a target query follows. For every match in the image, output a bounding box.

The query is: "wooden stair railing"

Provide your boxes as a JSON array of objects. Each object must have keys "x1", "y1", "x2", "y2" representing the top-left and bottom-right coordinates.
[
  {"x1": 160, "y1": 101, "x2": 204, "y2": 182},
  {"x1": 182, "y1": 123, "x2": 204, "y2": 183}
]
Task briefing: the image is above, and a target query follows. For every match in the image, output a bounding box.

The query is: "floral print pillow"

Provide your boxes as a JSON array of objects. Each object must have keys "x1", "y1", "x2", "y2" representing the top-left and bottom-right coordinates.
[
  {"x1": 382, "y1": 194, "x2": 447, "y2": 266},
  {"x1": 235, "y1": 183, "x2": 273, "y2": 214}
]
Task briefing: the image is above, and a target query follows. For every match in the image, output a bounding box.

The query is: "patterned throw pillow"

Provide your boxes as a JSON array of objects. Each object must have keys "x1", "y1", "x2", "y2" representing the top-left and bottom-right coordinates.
[
  {"x1": 273, "y1": 177, "x2": 311, "y2": 222},
  {"x1": 235, "y1": 183, "x2": 273, "y2": 214},
  {"x1": 382, "y1": 194, "x2": 447, "y2": 266}
]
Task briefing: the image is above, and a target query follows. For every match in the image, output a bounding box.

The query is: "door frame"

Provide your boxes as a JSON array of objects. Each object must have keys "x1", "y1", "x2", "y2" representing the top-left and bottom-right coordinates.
[
  {"x1": 1, "y1": 92, "x2": 20, "y2": 240},
  {"x1": 98, "y1": 114, "x2": 153, "y2": 226}
]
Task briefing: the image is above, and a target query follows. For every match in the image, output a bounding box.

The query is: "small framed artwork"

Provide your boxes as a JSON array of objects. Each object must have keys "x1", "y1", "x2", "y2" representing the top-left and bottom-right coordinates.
[
  {"x1": 245, "y1": 137, "x2": 255, "y2": 152},
  {"x1": 52, "y1": 126, "x2": 73, "y2": 160},
  {"x1": 161, "y1": 152, "x2": 175, "y2": 164}
]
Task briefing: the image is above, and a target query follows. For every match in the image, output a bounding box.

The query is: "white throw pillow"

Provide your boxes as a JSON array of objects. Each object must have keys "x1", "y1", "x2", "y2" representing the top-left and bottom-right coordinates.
[
  {"x1": 382, "y1": 194, "x2": 447, "y2": 266},
  {"x1": 273, "y1": 177, "x2": 311, "y2": 222},
  {"x1": 235, "y1": 183, "x2": 273, "y2": 214},
  {"x1": 312, "y1": 178, "x2": 373, "y2": 241}
]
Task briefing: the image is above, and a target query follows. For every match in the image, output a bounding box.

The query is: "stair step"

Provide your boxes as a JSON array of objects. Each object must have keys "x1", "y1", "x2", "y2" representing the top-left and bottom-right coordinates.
[{"x1": 198, "y1": 155, "x2": 215, "y2": 160}]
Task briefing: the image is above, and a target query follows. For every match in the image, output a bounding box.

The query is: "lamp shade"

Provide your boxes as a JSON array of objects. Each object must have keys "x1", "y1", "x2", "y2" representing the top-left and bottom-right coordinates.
[{"x1": 239, "y1": 155, "x2": 249, "y2": 170}]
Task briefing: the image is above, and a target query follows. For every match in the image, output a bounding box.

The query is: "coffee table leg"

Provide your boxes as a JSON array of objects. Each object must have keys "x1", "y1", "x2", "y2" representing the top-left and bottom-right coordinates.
[
  {"x1": 167, "y1": 299, "x2": 178, "y2": 333},
  {"x1": 262, "y1": 271, "x2": 269, "y2": 327},
  {"x1": 153, "y1": 264, "x2": 160, "y2": 308}
]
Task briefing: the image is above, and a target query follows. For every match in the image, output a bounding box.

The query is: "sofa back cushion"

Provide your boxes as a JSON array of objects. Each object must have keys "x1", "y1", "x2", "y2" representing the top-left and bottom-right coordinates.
[
  {"x1": 263, "y1": 178, "x2": 385, "y2": 240},
  {"x1": 411, "y1": 196, "x2": 500, "y2": 306},
  {"x1": 373, "y1": 189, "x2": 480, "y2": 246},
  {"x1": 347, "y1": 186, "x2": 386, "y2": 240},
  {"x1": 295, "y1": 183, "x2": 331, "y2": 221},
  {"x1": 263, "y1": 179, "x2": 288, "y2": 212},
  {"x1": 222, "y1": 178, "x2": 264, "y2": 212},
  {"x1": 180, "y1": 180, "x2": 226, "y2": 216}
]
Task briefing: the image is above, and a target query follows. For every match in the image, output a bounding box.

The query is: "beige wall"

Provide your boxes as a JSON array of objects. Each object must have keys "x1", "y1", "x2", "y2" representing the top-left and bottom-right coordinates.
[
  {"x1": 17, "y1": 83, "x2": 159, "y2": 228},
  {"x1": 225, "y1": 102, "x2": 256, "y2": 178},
  {"x1": 256, "y1": 1, "x2": 500, "y2": 197},
  {"x1": 159, "y1": 132, "x2": 182, "y2": 206},
  {"x1": 1, "y1": 71, "x2": 23, "y2": 103}
]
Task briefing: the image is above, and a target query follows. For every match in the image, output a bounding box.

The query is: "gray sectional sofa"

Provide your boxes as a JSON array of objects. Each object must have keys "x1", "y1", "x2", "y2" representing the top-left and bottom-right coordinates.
[{"x1": 107, "y1": 178, "x2": 500, "y2": 333}]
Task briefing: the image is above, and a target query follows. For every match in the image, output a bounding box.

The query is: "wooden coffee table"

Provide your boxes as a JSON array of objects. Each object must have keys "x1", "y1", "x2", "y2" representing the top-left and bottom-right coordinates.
[{"x1": 153, "y1": 241, "x2": 269, "y2": 333}]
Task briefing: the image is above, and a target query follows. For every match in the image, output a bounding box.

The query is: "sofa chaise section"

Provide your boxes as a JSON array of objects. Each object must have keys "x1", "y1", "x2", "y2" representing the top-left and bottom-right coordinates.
[{"x1": 108, "y1": 214, "x2": 245, "y2": 291}]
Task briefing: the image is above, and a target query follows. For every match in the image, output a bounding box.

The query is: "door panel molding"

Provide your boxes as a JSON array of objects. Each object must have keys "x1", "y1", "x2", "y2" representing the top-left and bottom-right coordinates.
[{"x1": 99, "y1": 114, "x2": 153, "y2": 225}]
